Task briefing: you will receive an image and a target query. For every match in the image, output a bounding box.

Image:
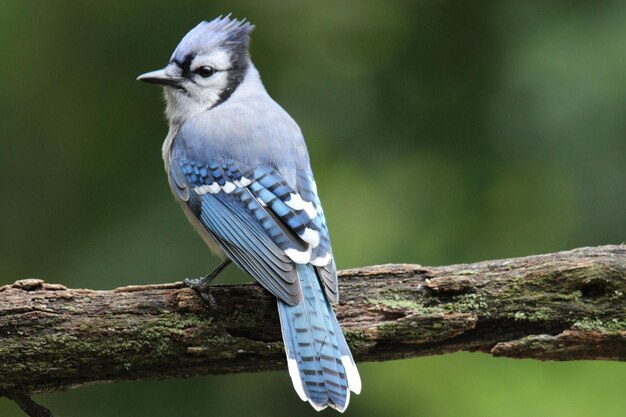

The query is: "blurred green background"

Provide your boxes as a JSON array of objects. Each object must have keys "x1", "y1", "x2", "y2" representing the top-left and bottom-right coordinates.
[{"x1": 1, "y1": 0, "x2": 625, "y2": 416}]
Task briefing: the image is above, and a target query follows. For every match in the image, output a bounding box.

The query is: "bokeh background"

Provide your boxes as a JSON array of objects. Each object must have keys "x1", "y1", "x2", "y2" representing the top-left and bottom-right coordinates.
[{"x1": 1, "y1": 1, "x2": 625, "y2": 416}]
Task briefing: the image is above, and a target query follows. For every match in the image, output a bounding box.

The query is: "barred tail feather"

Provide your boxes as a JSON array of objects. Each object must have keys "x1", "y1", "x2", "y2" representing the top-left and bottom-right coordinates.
[{"x1": 278, "y1": 264, "x2": 361, "y2": 412}]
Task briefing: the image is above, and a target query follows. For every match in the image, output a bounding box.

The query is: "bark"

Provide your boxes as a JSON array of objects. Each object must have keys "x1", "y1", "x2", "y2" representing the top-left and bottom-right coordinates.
[{"x1": 0, "y1": 245, "x2": 624, "y2": 395}]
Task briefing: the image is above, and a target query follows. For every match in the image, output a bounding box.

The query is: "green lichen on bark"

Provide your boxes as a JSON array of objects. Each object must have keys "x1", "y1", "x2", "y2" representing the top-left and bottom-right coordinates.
[{"x1": 572, "y1": 318, "x2": 626, "y2": 333}]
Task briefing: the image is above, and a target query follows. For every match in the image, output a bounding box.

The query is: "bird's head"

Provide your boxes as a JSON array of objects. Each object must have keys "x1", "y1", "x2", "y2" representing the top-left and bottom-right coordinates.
[{"x1": 138, "y1": 15, "x2": 255, "y2": 122}]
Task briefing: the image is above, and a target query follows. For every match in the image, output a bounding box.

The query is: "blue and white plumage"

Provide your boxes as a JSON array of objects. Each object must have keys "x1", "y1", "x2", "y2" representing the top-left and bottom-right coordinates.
[{"x1": 138, "y1": 15, "x2": 360, "y2": 412}]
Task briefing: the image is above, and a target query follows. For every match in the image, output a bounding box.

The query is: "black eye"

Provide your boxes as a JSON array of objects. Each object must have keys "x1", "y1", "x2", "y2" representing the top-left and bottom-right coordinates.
[{"x1": 195, "y1": 66, "x2": 216, "y2": 78}]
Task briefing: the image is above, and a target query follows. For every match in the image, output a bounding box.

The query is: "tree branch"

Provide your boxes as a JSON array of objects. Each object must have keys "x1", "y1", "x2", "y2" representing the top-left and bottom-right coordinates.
[
  {"x1": 0, "y1": 245, "x2": 624, "y2": 395},
  {"x1": 1, "y1": 393, "x2": 53, "y2": 417}
]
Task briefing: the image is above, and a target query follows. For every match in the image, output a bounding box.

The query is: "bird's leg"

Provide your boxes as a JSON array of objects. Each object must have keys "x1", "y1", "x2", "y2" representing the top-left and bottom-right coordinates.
[{"x1": 184, "y1": 259, "x2": 232, "y2": 307}]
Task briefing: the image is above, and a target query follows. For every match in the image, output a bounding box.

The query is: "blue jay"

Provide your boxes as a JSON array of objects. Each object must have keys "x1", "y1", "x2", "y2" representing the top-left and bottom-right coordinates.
[{"x1": 138, "y1": 16, "x2": 361, "y2": 412}]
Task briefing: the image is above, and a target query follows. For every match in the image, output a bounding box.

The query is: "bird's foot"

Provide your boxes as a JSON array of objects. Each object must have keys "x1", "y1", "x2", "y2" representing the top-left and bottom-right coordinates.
[
  {"x1": 183, "y1": 259, "x2": 232, "y2": 308},
  {"x1": 184, "y1": 276, "x2": 218, "y2": 308}
]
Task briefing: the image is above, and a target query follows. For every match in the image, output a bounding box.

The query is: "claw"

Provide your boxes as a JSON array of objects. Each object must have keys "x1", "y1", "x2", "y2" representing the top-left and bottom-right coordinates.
[
  {"x1": 184, "y1": 277, "x2": 217, "y2": 308},
  {"x1": 182, "y1": 259, "x2": 232, "y2": 309}
]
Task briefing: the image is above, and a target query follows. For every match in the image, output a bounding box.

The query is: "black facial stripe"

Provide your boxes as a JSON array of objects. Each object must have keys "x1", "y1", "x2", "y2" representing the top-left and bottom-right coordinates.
[
  {"x1": 211, "y1": 44, "x2": 250, "y2": 109},
  {"x1": 172, "y1": 53, "x2": 196, "y2": 78},
  {"x1": 172, "y1": 46, "x2": 249, "y2": 108}
]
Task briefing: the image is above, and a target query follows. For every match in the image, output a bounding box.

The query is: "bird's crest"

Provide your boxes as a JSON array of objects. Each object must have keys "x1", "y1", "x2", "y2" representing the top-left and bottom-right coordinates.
[{"x1": 171, "y1": 14, "x2": 255, "y2": 63}]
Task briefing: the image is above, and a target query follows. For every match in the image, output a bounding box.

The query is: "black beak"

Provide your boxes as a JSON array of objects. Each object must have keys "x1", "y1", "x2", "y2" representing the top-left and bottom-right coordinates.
[{"x1": 137, "y1": 68, "x2": 183, "y2": 87}]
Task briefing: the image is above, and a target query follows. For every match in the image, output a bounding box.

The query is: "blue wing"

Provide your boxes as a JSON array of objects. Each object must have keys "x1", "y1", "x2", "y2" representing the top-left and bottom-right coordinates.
[
  {"x1": 169, "y1": 141, "x2": 360, "y2": 410},
  {"x1": 296, "y1": 170, "x2": 338, "y2": 302},
  {"x1": 170, "y1": 153, "x2": 337, "y2": 305}
]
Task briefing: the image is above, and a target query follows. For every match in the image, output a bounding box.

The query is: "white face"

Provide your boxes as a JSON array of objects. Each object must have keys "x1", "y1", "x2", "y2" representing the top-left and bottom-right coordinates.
[{"x1": 164, "y1": 48, "x2": 233, "y2": 122}]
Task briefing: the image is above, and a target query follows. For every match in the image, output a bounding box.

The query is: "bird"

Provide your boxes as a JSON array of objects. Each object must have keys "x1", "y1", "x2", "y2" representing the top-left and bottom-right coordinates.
[{"x1": 137, "y1": 15, "x2": 361, "y2": 412}]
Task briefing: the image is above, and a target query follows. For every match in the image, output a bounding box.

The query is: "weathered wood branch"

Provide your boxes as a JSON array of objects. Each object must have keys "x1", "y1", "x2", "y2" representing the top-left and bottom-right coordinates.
[
  {"x1": 2, "y1": 393, "x2": 53, "y2": 417},
  {"x1": 0, "y1": 245, "x2": 624, "y2": 395}
]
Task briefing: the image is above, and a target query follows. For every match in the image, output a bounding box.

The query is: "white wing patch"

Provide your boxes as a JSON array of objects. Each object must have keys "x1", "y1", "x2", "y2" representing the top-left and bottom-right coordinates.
[
  {"x1": 310, "y1": 252, "x2": 332, "y2": 266},
  {"x1": 221, "y1": 181, "x2": 236, "y2": 194},
  {"x1": 195, "y1": 178, "x2": 251, "y2": 196},
  {"x1": 284, "y1": 247, "x2": 311, "y2": 264},
  {"x1": 300, "y1": 227, "x2": 320, "y2": 248},
  {"x1": 286, "y1": 193, "x2": 318, "y2": 219},
  {"x1": 193, "y1": 183, "x2": 220, "y2": 195}
]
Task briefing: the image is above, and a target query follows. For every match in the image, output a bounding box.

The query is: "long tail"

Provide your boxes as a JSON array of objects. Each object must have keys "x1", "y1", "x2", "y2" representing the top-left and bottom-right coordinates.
[{"x1": 277, "y1": 264, "x2": 361, "y2": 412}]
